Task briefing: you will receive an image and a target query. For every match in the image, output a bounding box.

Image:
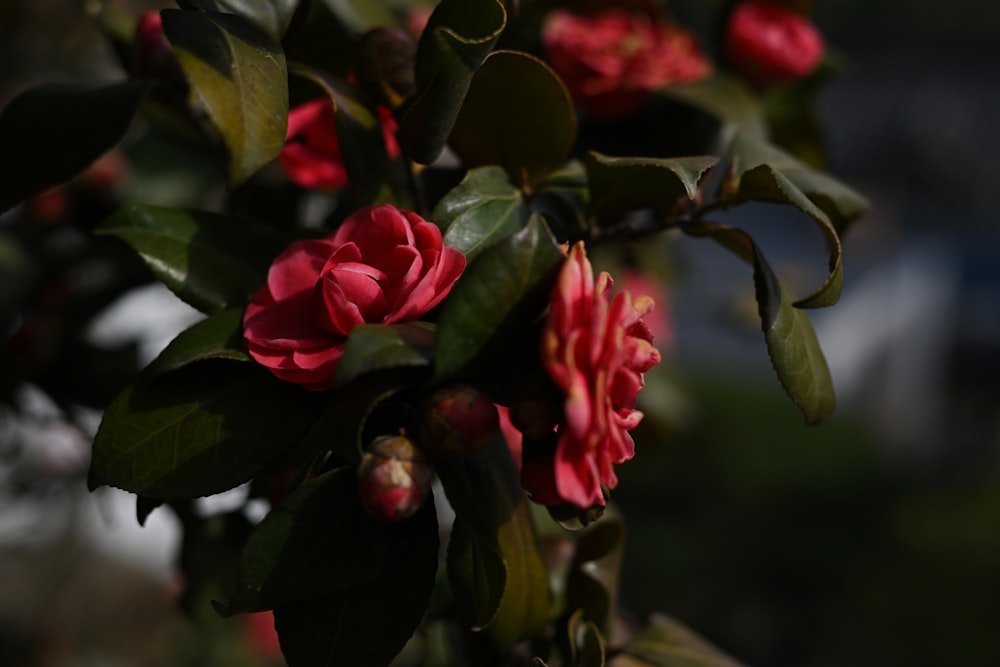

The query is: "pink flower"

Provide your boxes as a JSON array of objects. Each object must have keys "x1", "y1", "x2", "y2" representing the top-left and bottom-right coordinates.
[
  {"x1": 531, "y1": 243, "x2": 661, "y2": 508},
  {"x1": 279, "y1": 99, "x2": 401, "y2": 190},
  {"x1": 542, "y1": 9, "x2": 711, "y2": 120},
  {"x1": 243, "y1": 205, "x2": 466, "y2": 390},
  {"x1": 724, "y1": 1, "x2": 824, "y2": 89}
]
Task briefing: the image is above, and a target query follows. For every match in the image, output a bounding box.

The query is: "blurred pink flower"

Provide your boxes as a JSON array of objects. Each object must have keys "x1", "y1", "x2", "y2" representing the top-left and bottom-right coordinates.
[
  {"x1": 542, "y1": 9, "x2": 711, "y2": 120},
  {"x1": 725, "y1": 1, "x2": 824, "y2": 89}
]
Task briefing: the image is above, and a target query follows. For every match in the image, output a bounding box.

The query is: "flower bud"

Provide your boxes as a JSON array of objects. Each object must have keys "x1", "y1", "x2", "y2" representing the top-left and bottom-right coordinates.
[
  {"x1": 357, "y1": 435, "x2": 433, "y2": 522},
  {"x1": 357, "y1": 27, "x2": 417, "y2": 109},
  {"x1": 132, "y1": 12, "x2": 177, "y2": 77},
  {"x1": 724, "y1": 1, "x2": 824, "y2": 89},
  {"x1": 417, "y1": 385, "x2": 500, "y2": 457}
]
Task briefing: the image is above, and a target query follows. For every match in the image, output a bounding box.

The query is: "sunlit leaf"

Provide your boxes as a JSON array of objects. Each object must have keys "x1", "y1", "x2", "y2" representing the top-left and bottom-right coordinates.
[
  {"x1": 450, "y1": 50, "x2": 576, "y2": 190},
  {"x1": 225, "y1": 468, "x2": 386, "y2": 614},
  {"x1": 0, "y1": 80, "x2": 151, "y2": 213},
  {"x1": 163, "y1": 9, "x2": 288, "y2": 184},
  {"x1": 398, "y1": 0, "x2": 506, "y2": 163},
  {"x1": 143, "y1": 308, "x2": 248, "y2": 378},
  {"x1": 432, "y1": 165, "x2": 528, "y2": 262},
  {"x1": 682, "y1": 221, "x2": 835, "y2": 424},
  {"x1": 89, "y1": 362, "x2": 324, "y2": 498},
  {"x1": 273, "y1": 494, "x2": 438, "y2": 667},
  {"x1": 97, "y1": 203, "x2": 285, "y2": 314}
]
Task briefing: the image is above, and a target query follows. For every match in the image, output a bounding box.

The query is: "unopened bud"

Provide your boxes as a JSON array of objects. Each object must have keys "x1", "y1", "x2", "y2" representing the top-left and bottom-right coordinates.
[
  {"x1": 132, "y1": 12, "x2": 175, "y2": 77},
  {"x1": 357, "y1": 435, "x2": 433, "y2": 522},
  {"x1": 357, "y1": 27, "x2": 417, "y2": 109},
  {"x1": 418, "y1": 385, "x2": 500, "y2": 457}
]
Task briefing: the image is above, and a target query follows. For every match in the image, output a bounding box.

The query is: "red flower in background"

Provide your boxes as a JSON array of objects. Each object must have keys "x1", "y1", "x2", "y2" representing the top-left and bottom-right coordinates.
[
  {"x1": 522, "y1": 243, "x2": 660, "y2": 508},
  {"x1": 542, "y1": 9, "x2": 711, "y2": 120},
  {"x1": 279, "y1": 99, "x2": 400, "y2": 190},
  {"x1": 243, "y1": 205, "x2": 465, "y2": 390},
  {"x1": 725, "y1": 1, "x2": 824, "y2": 89}
]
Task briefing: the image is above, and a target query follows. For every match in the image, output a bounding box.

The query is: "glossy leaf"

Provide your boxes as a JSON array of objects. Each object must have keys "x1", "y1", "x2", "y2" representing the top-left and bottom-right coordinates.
[
  {"x1": 162, "y1": 9, "x2": 288, "y2": 185},
  {"x1": 619, "y1": 614, "x2": 745, "y2": 667},
  {"x1": 433, "y1": 215, "x2": 563, "y2": 382},
  {"x1": 143, "y1": 308, "x2": 248, "y2": 378},
  {"x1": 290, "y1": 63, "x2": 393, "y2": 206},
  {"x1": 567, "y1": 516, "x2": 625, "y2": 636},
  {"x1": 0, "y1": 80, "x2": 151, "y2": 213},
  {"x1": 586, "y1": 153, "x2": 718, "y2": 221},
  {"x1": 432, "y1": 166, "x2": 528, "y2": 262},
  {"x1": 333, "y1": 322, "x2": 435, "y2": 387},
  {"x1": 450, "y1": 50, "x2": 577, "y2": 191},
  {"x1": 89, "y1": 362, "x2": 324, "y2": 498},
  {"x1": 440, "y1": 434, "x2": 550, "y2": 646},
  {"x1": 273, "y1": 494, "x2": 438, "y2": 667},
  {"x1": 225, "y1": 468, "x2": 386, "y2": 614},
  {"x1": 682, "y1": 221, "x2": 834, "y2": 423},
  {"x1": 97, "y1": 203, "x2": 285, "y2": 314},
  {"x1": 661, "y1": 74, "x2": 766, "y2": 139},
  {"x1": 398, "y1": 0, "x2": 506, "y2": 164},
  {"x1": 180, "y1": 0, "x2": 303, "y2": 41}
]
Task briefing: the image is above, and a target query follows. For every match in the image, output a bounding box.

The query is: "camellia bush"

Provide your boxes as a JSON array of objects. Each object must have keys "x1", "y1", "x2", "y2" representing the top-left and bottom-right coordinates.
[{"x1": 0, "y1": 0, "x2": 868, "y2": 665}]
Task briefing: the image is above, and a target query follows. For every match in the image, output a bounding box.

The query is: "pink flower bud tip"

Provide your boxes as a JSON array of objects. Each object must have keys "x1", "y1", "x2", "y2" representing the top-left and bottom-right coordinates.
[{"x1": 357, "y1": 435, "x2": 434, "y2": 523}]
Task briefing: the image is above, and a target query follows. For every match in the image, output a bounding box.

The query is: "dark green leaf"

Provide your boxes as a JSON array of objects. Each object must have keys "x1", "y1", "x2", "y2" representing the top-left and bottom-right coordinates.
[
  {"x1": 568, "y1": 610, "x2": 606, "y2": 667},
  {"x1": 273, "y1": 493, "x2": 438, "y2": 667},
  {"x1": 447, "y1": 517, "x2": 506, "y2": 630},
  {"x1": 319, "y1": 0, "x2": 395, "y2": 33},
  {"x1": 163, "y1": 9, "x2": 288, "y2": 185},
  {"x1": 621, "y1": 614, "x2": 745, "y2": 667},
  {"x1": 450, "y1": 50, "x2": 576, "y2": 190},
  {"x1": 226, "y1": 468, "x2": 386, "y2": 614},
  {"x1": 289, "y1": 63, "x2": 393, "y2": 206},
  {"x1": 398, "y1": 0, "x2": 506, "y2": 164},
  {"x1": 181, "y1": 0, "x2": 303, "y2": 41},
  {"x1": 585, "y1": 152, "x2": 718, "y2": 221},
  {"x1": 0, "y1": 80, "x2": 151, "y2": 213},
  {"x1": 333, "y1": 322, "x2": 435, "y2": 387},
  {"x1": 682, "y1": 221, "x2": 834, "y2": 424},
  {"x1": 431, "y1": 165, "x2": 528, "y2": 262},
  {"x1": 89, "y1": 362, "x2": 324, "y2": 498},
  {"x1": 144, "y1": 308, "x2": 248, "y2": 378},
  {"x1": 531, "y1": 160, "x2": 590, "y2": 241},
  {"x1": 660, "y1": 74, "x2": 766, "y2": 139},
  {"x1": 97, "y1": 203, "x2": 285, "y2": 314},
  {"x1": 433, "y1": 214, "x2": 563, "y2": 382},
  {"x1": 567, "y1": 516, "x2": 625, "y2": 636}
]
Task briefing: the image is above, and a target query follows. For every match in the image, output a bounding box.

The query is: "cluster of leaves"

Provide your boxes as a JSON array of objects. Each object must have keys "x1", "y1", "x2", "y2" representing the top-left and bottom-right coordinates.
[{"x1": 0, "y1": 0, "x2": 867, "y2": 665}]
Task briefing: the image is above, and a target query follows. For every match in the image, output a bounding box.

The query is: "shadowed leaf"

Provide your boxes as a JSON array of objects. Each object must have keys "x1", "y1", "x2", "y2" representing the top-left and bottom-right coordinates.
[
  {"x1": 143, "y1": 308, "x2": 247, "y2": 378},
  {"x1": 618, "y1": 614, "x2": 745, "y2": 667},
  {"x1": 586, "y1": 153, "x2": 718, "y2": 221},
  {"x1": 333, "y1": 322, "x2": 435, "y2": 387}
]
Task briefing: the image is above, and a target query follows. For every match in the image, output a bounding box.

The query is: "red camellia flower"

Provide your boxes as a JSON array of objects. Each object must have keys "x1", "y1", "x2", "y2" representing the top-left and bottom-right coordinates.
[
  {"x1": 542, "y1": 9, "x2": 711, "y2": 120},
  {"x1": 242, "y1": 204, "x2": 466, "y2": 390},
  {"x1": 279, "y1": 99, "x2": 401, "y2": 190},
  {"x1": 724, "y1": 1, "x2": 824, "y2": 89},
  {"x1": 528, "y1": 242, "x2": 661, "y2": 508}
]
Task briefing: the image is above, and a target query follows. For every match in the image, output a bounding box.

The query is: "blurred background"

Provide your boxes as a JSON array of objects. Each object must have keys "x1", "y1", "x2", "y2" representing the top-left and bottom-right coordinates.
[{"x1": 2, "y1": 0, "x2": 999, "y2": 666}]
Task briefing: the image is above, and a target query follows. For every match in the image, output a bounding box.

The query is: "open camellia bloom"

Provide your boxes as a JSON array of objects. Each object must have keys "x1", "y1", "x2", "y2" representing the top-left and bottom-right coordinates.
[
  {"x1": 725, "y1": 1, "x2": 825, "y2": 89},
  {"x1": 243, "y1": 205, "x2": 466, "y2": 390},
  {"x1": 279, "y1": 98, "x2": 401, "y2": 190},
  {"x1": 525, "y1": 243, "x2": 661, "y2": 508},
  {"x1": 542, "y1": 8, "x2": 711, "y2": 120}
]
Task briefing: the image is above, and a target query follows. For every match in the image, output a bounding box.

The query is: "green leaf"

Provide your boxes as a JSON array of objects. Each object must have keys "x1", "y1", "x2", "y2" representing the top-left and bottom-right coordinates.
[
  {"x1": 163, "y1": 9, "x2": 288, "y2": 185},
  {"x1": 449, "y1": 50, "x2": 577, "y2": 191},
  {"x1": 431, "y1": 165, "x2": 528, "y2": 262},
  {"x1": 567, "y1": 516, "x2": 625, "y2": 636},
  {"x1": 333, "y1": 322, "x2": 435, "y2": 387},
  {"x1": 273, "y1": 493, "x2": 438, "y2": 667},
  {"x1": 97, "y1": 203, "x2": 285, "y2": 314},
  {"x1": 0, "y1": 80, "x2": 151, "y2": 213},
  {"x1": 585, "y1": 152, "x2": 718, "y2": 221},
  {"x1": 225, "y1": 468, "x2": 386, "y2": 614},
  {"x1": 621, "y1": 614, "x2": 745, "y2": 667},
  {"x1": 181, "y1": 0, "x2": 303, "y2": 41},
  {"x1": 440, "y1": 434, "x2": 550, "y2": 646},
  {"x1": 319, "y1": 0, "x2": 396, "y2": 33},
  {"x1": 568, "y1": 610, "x2": 606, "y2": 667},
  {"x1": 89, "y1": 362, "x2": 324, "y2": 498},
  {"x1": 144, "y1": 308, "x2": 248, "y2": 378},
  {"x1": 289, "y1": 63, "x2": 394, "y2": 206},
  {"x1": 433, "y1": 214, "x2": 563, "y2": 382},
  {"x1": 531, "y1": 160, "x2": 590, "y2": 241},
  {"x1": 660, "y1": 74, "x2": 767, "y2": 139},
  {"x1": 398, "y1": 0, "x2": 506, "y2": 164},
  {"x1": 682, "y1": 221, "x2": 835, "y2": 424}
]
